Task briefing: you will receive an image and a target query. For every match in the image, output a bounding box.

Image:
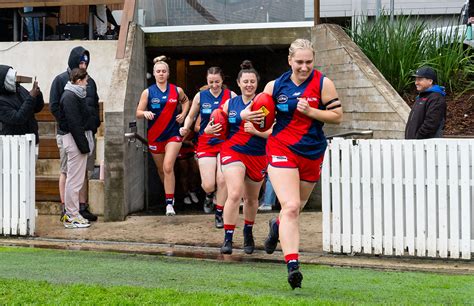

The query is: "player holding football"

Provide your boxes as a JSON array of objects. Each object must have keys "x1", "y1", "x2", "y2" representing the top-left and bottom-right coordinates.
[
  {"x1": 262, "y1": 39, "x2": 343, "y2": 289},
  {"x1": 205, "y1": 60, "x2": 270, "y2": 255},
  {"x1": 136, "y1": 56, "x2": 190, "y2": 216},
  {"x1": 180, "y1": 67, "x2": 237, "y2": 228}
]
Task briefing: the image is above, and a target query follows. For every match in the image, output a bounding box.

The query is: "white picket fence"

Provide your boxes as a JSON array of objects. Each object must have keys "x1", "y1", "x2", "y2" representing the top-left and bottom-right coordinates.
[
  {"x1": 322, "y1": 138, "x2": 474, "y2": 259},
  {"x1": 0, "y1": 134, "x2": 36, "y2": 236}
]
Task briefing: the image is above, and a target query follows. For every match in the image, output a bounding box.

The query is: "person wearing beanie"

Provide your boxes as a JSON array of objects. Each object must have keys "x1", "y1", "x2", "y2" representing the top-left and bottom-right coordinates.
[
  {"x1": 49, "y1": 46, "x2": 100, "y2": 222},
  {"x1": 0, "y1": 65, "x2": 44, "y2": 146},
  {"x1": 405, "y1": 66, "x2": 447, "y2": 139}
]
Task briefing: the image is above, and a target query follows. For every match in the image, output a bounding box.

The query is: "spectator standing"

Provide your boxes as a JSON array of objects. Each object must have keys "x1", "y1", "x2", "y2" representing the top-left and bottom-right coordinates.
[
  {"x1": 58, "y1": 68, "x2": 92, "y2": 228},
  {"x1": 23, "y1": 7, "x2": 40, "y2": 41},
  {"x1": 405, "y1": 66, "x2": 446, "y2": 139},
  {"x1": 0, "y1": 65, "x2": 44, "y2": 149},
  {"x1": 50, "y1": 46, "x2": 100, "y2": 222}
]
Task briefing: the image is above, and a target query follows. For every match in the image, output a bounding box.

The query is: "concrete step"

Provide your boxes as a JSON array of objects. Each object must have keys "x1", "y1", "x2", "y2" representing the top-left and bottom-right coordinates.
[
  {"x1": 36, "y1": 201, "x2": 62, "y2": 215},
  {"x1": 36, "y1": 159, "x2": 60, "y2": 177},
  {"x1": 38, "y1": 121, "x2": 56, "y2": 136}
]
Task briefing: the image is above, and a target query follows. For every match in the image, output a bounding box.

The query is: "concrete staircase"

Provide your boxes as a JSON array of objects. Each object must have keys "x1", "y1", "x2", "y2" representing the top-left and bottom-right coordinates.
[{"x1": 35, "y1": 103, "x2": 105, "y2": 216}]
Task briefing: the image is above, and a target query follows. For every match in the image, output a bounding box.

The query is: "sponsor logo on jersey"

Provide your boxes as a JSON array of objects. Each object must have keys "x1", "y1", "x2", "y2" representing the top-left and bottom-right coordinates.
[
  {"x1": 306, "y1": 97, "x2": 318, "y2": 103},
  {"x1": 277, "y1": 95, "x2": 288, "y2": 103},
  {"x1": 202, "y1": 103, "x2": 212, "y2": 109},
  {"x1": 149, "y1": 145, "x2": 157, "y2": 150},
  {"x1": 151, "y1": 98, "x2": 160, "y2": 104},
  {"x1": 169, "y1": 98, "x2": 178, "y2": 103},
  {"x1": 221, "y1": 156, "x2": 232, "y2": 163},
  {"x1": 196, "y1": 152, "x2": 206, "y2": 157},
  {"x1": 293, "y1": 92, "x2": 301, "y2": 96},
  {"x1": 229, "y1": 110, "x2": 237, "y2": 117},
  {"x1": 214, "y1": 101, "x2": 220, "y2": 104},
  {"x1": 272, "y1": 155, "x2": 288, "y2": 163}
]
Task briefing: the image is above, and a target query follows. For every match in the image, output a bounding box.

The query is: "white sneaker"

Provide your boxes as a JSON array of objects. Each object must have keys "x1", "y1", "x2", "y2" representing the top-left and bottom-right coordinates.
[
  {"x1": 258, "y1": 204, "x2": 272, "y2": 211},
  {"x1": 63, "y1": 214, "x2": 91, "y2": 228},
  {"x1": 189, "y1": 192, "x2": 199, "y2": 204},
  {"x1": 184, "y1": 196, "x2": 192, "y2": 205},
  {"x1": 166, "y1": 204, "x2": 176, "y2": 216}
]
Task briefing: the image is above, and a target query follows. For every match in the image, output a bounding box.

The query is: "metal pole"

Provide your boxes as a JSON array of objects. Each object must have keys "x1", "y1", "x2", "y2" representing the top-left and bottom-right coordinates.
[
  {"x1": 13, "y1": 9, "x2": 18, "y2": 41},
  {"x1": 390, "y1": 0, "x2": 395, "y2": 22},
  {"x1": 314, "y1": 0, "x2": 320, "y2": 25},
  {"x1": 376, "y1": 0, "x2": 381, "y2": 19}
]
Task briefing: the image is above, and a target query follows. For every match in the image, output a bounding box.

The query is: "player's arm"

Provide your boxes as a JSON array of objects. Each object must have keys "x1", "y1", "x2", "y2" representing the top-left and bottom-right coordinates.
[
  {"x1": 297, "y1": 78, "x2": 342, "y2": 124},
  {"x1": 136, "y1": 89, "x2": 154, "y2": 120}
]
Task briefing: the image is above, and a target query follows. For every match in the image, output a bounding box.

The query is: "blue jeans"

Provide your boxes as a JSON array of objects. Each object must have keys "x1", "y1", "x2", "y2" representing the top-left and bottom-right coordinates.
[
  {"x1": 261, "y1": 177, "x2": 276, "y2": 207},
  {"x1": 24, "y1": 7, "x2": 40, "y2": 41}
]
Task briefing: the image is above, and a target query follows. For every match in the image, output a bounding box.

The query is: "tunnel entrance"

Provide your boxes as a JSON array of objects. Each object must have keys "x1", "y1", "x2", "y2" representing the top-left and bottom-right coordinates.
[{"x1": 143, "y1": 44, "x2": 289, "y2": 214}]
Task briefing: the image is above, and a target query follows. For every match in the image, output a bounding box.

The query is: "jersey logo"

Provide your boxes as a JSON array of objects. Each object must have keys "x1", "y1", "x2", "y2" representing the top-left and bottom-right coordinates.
[
  {"x1": 229, "y1": 110, "x2": 237, "y2": 117},
  {"x1": 196, "y1": 152, "x2": 206, "y2": 157},
  {"x1": 293, "y1": 92, "x2": 301, "y2": 96},
  {"x1": 306, "y1": 97, "x2": 318, "y2": 102},
  {"x1": 149, "y1": 145, "x2": 157, "y2": 150},
  {"x1": 277, "y1": 95, "x2": 288, "y2": 103},
  {"x1": 221, "y1": 156, "x2": 232, "y2": 163},
  {"x1": 169, "y1": 98, "x2": 178, "y2": 103},
  {"x1": 272, "y1": 155, "x2": 288, "y2": 163},
  {"x1": 214, "y1": 101, "x2": 220, "y2": 104},
  {"x1": 151, "y1": 98, "x2": 160, "y2": 104}
]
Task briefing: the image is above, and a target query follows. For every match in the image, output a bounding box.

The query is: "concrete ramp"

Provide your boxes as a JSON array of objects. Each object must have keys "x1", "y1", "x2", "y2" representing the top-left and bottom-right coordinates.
[{"x1": 313, "y1": 24, "x2": 410, "y2": 139}]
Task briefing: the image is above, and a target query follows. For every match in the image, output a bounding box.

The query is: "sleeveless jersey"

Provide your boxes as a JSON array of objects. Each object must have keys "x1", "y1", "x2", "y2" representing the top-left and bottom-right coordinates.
[
  {"x1": 224, "y1": 96, "x2": 266, "y2": 156},
  {"x1": 198, "y1": 88, "x2": 231, "y2": 146},
  {"x1": 147, "y1": 83, "x2": 180, "y2": 142},
  {"x1": 271, "y1": 69, "x2": 327, "y2": 160}
]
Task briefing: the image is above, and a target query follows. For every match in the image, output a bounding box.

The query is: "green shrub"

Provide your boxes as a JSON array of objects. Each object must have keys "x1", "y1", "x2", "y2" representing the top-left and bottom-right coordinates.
[{"x1": 349, "y1": 14, "x2": 474, "y2": 95}]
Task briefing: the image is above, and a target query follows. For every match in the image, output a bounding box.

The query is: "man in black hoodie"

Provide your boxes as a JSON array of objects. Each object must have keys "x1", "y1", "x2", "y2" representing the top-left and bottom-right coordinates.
[
  {"x1": 50, "y1": 46, "x2": 100, "y2": 222},
  {"x1": 0, "y1": 65, "x2": 44, "y2": 146}
]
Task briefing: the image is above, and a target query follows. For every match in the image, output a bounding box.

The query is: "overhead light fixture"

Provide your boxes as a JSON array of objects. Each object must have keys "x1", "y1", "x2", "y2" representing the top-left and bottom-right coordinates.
[{"x1": 189, "y1": 60, "x2": 206, "y2": 66}]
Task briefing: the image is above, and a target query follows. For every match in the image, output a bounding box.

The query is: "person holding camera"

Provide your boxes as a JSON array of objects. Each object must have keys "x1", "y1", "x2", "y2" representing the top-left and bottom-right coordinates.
[{"x1": 0, "y1": 65, "x2": 44, "y2": 147}]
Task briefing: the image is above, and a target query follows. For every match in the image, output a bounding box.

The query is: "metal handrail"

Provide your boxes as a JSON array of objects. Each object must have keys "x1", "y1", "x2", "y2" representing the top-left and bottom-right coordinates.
[
  {"x1": 124, "y1": 132, "x2": 148, "y2": 145},
  {"x1": 326, "y1": 130, "x2": 373, "y2": 140}
]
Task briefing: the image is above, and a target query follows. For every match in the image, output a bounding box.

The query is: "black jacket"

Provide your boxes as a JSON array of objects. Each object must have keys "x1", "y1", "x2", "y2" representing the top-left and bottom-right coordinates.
[
  {"x1": 469, "y1": 0, "x2": 474, "y2": 18},
  {"x1": 0, "y1": 65, "x2": 44, "y2": 144},
  {"x1": 58, "y1": 89, "x2": 90, "y2": 154},
  {"x1": 49, "y1": 46, "x2": 100, "y2": 134},
  {"x1": 405, "y1": 85, "x2": 446, "y2": 139}
]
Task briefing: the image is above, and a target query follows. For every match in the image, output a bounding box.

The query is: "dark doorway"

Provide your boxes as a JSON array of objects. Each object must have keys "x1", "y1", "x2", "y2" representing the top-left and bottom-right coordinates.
[{"x1": 144, "y1": 45, "x2": 289, "y2": 214}]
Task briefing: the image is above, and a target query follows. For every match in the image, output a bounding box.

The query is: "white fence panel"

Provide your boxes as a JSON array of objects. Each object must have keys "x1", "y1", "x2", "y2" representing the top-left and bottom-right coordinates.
[
  {"x1": 322, "y1": 138, "x2": 474, "y2": 260},
  {"x1": 0, "y1": 135, "x2": 36, "y2": 236}
]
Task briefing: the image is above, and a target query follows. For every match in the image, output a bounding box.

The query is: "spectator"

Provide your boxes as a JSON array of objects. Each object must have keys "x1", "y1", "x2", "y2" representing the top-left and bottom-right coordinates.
[
  {"x1": 23, "y1": 7, "x2": 40, "y2": 41},
  {"x1": 0, "y1": 65, "x2": 44, "y2": 150},
  {"x1": 405, "y1": 66, "x2": 446, "y2": 139},
  {"x1": 58, "y1": 68, "x2": 92, "y2": 228},
  {"x1": 258, "y1": 176, "x2": 276, "y2": 211},
  {"x1": 49, "y1": 46, "x2": 100, "y2": 222},
  {"x1": 468, "y1": 0, "x2": 474, "y2": 24}
]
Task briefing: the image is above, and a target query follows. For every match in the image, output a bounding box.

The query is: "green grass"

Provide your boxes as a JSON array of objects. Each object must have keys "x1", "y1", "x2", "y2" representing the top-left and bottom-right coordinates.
[{"x1": 0, "y1": 246, "x2": 473, "y2": 304}]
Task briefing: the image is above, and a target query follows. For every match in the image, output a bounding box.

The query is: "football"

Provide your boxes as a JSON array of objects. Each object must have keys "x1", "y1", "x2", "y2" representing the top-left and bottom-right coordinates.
[
  {"x1": 250, "y1": 92, "x2": 275, "y2": 132},
  {"x1": 209, "y1": 108, "x2": 228, "y2": 139}
]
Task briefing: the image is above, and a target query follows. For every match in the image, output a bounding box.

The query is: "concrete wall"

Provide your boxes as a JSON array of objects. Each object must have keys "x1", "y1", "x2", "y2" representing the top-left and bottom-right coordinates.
[
  {"x1": 0, "y1": 41, "x2": 117, "y2": 103},
  {"x1": 104, "y1": 23, "x2": 146, "y2": 221},
  {"x1": 313, "y1": 24, "x2": 410, "y2": 139}
]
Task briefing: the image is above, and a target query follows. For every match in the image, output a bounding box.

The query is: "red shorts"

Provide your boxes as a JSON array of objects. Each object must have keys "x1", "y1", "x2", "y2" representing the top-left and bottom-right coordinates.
[
  {"x1": 148, "y1": 136, "x2": 182, "y2": 154},
  {"x1": 266, "y1": 137, "x2": 324, "y2": 182},
  {"x1": 220, "y1": 147, "x2": 267, "y2": 182},
  {"x1": 196, "y1": 137, "x2": 222, "y2": 159}
]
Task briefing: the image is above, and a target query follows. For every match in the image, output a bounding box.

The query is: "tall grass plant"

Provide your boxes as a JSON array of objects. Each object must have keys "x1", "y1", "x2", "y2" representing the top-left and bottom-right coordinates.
[{"x1": 349, "y1": 14, "x2": 474, "y2": 95}]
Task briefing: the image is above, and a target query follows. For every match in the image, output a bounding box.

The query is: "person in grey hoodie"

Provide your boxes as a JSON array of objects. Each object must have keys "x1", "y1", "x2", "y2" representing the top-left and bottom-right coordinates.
[
  {"x1": 59, "y1": 68, "x2": 93, "y2": 228},
  {"x1": 50, "y1": 46, "x2": 100, "y2": 222}
]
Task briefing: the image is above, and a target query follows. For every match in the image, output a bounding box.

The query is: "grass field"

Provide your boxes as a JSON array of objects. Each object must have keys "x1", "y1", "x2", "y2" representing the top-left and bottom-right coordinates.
[{"x1": 0, "y1": 246, "x2": 473, "y2": 304}]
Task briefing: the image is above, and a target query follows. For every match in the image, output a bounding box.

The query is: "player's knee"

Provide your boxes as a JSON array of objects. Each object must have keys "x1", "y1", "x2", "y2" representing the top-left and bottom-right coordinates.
[
  {"x1": 163, "y1": 163, "x2": 174, "y2": 175},
  {"x1": 227, "y1": 189, "x2": 242, "y2": 203},
  {"x1": 201, "y1": 181, "x2": 215, "y2": 193},
  {"x1": 281, "y1": 202, "x2": 300, "y2": 219}
]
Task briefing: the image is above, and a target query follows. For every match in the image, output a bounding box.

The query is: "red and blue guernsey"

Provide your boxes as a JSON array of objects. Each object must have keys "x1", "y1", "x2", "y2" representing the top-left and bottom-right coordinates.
[
  {"x1": 147, "y1": 83, "x2": 180, "y2": 143},
  {"x1": 271, "y1": 69, "x2": 327, "y2": 160},
  {"x1": 224, "y1": 96, "x2": 266, "y2": 156},
  {"x1": 196, "y1": 89, "x2": 231, "y2": 158},
  {"x1": 199, "y1": 88, "x2": 231, "y2": 145}
]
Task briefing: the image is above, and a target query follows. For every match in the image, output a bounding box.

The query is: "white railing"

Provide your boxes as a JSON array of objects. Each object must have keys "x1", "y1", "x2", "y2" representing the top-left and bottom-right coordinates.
[
  {"x1": 0, "y1": 134, "x2": 36, "y2": 236},
  {"x1": 322, "y1": 138, "x2": 474, "y2": 259}
]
